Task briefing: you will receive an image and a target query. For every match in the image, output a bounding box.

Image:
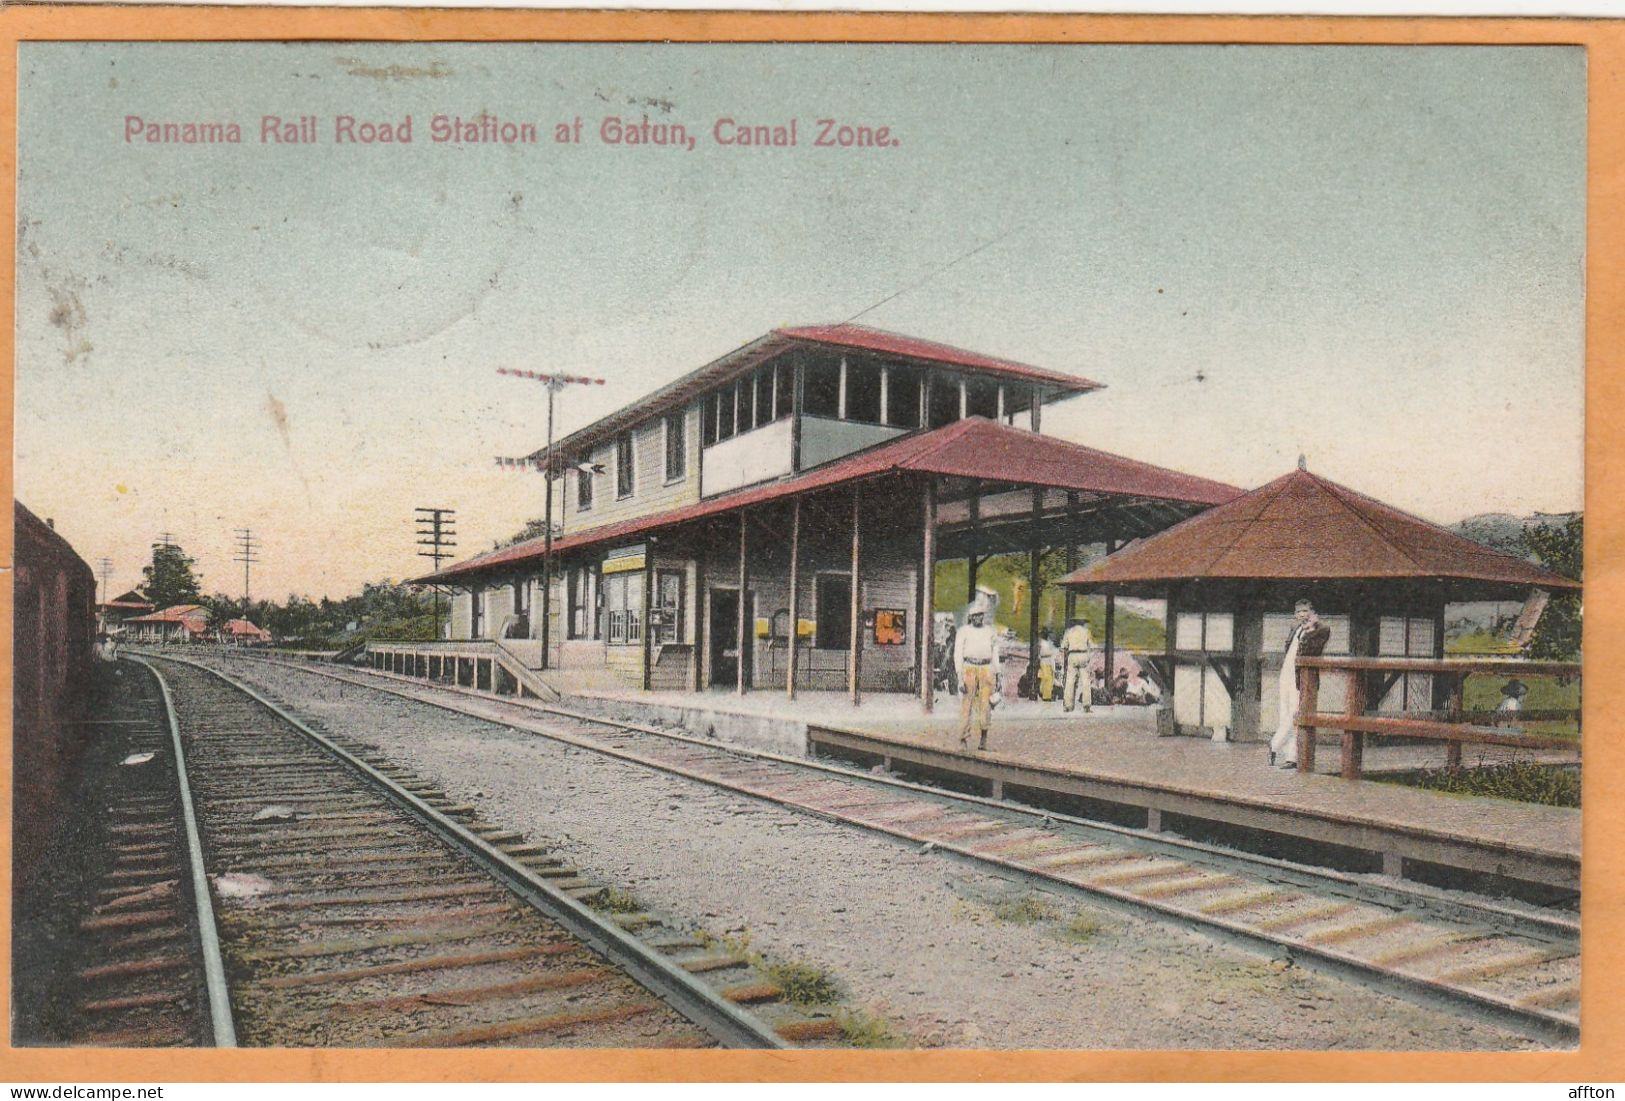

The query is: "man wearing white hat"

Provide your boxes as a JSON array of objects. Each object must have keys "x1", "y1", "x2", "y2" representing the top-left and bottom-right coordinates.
[{"x1": 954, "y1": 600, "x2": 1002, "y2": 751}]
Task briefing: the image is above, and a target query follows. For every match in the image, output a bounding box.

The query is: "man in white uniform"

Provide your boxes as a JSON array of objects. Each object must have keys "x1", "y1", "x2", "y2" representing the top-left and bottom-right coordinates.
[
  {"x1": 1060, "y1": 618, "x2": 1094, "y2": 713},
  {"x1": 1270, "y1": 599, "x2": 1331, "y2": 769},
  {"x1": 955, "y1": 603, "x2": 1001, "y2": 751}
]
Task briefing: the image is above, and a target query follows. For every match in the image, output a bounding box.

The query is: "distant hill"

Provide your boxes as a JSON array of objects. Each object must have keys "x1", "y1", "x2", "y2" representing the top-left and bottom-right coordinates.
[{"x1": 1449, "y1": 511, "x2": 1580, "y2": 558}]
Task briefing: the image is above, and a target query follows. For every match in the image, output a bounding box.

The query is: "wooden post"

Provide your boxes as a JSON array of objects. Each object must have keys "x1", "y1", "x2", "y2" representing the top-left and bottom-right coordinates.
[
  {"x1": 641, "y1": 541, "x2": 655, "y2": 692},
  {"x1": 1026, "y1": 488, "x2": 1042, "y2": 699},
  {"x1": 920, "y1": 477, "x2": 937, "y2": 713},
  {"x1": 693, "y1": 550, "x2": 707, "y2": 692},
  {"x1": 967, "y1": 483, "x2": 981, "y2": 602},
  {"x1": 1447, "y1": 672, "x2": 1464, "y2": 769},
  {"x1": 1341, "y1": 664, "x2": 1366, "y2": 780},
  {"x1": 736, "y1": 511, "x2": 749, "y2": 696},
  {"x1": 849, "y1": 485, "x2": 863, "y2": 706},
  {"x1": 787, "y1": 498, "x2": 801, "y2": 700},
  {"x1": 1296, "y1": 666, "x2": 1320, "y2": 773},
  {"x1": 1163, "y1": 585, "x2": 1177, "y2": 733},
  {"x1": 1064, "y1": 493, "x2": 1080, "y2": 623},
  {"x1": 1103, "y1": 539, "x2": 1119, "y2": 693}
]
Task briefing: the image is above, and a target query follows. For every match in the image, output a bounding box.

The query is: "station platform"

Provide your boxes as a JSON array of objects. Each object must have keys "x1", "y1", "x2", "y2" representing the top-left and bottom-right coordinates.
[{"x1": 566, "y1": 685, "x2": 1582, "y2": 897}]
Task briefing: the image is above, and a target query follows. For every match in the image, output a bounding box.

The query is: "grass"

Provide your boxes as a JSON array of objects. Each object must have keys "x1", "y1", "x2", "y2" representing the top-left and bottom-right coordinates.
[
  {"x1": 834, "y1": 1008, "x2": 905, "y2": 1048},
  {"x1": 764, "y1": 959, "x2": 842, "y2": 1006},
  {"x1": 585, "y1": 887, "x2": 644, "y2": 914},
  {"x1": 1060, "y1": 913, "x2": 1106, "y2": 943},
  {"x1": 1378, "y1": 758, "x2": 1580, "y2": 808},
  {"x1": 990, "y1": 894, "x2": 1060, "y2": 925}
]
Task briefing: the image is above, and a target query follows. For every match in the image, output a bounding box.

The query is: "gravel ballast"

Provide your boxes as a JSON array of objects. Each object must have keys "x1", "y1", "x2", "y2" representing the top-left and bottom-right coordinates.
[{"x1": 217, "y1": 660, "x2": 1544, "y2": 1051}]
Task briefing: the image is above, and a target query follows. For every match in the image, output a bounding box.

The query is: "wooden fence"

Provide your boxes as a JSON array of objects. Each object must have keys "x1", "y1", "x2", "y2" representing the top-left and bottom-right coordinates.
[{"x1": 1292, "y1": 656, "x2": 1581, "y2": 780}]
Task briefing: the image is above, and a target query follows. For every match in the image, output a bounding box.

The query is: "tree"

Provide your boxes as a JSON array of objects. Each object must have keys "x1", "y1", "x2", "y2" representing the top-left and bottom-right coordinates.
[
  {"x1": 142, "y1": 543, "x2": 203, "y2": 608},
  {"x1": 494, "y1": 517, "x2": 552, "y2": 550},
  {"x1": 1520, "y1": 515, "x2": 1582, "y2": 660}
]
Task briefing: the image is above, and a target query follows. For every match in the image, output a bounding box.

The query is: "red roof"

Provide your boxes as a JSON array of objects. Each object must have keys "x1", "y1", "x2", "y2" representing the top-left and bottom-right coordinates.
[
  {"x1": 127, "y1": 603, "x2": 208, "y2": 624},
  {"x1": 1061, "y1": 469, "x2": 1581, "y2": 594},
  {"x1": 422, "y1": 418, "x2": 1241, "y2": 584},
  {"x1": 223, "y1": 618, "x2": 271, "y2": 638},
  {"x1": 527, "y1": 324, "x2": 1102, "y2": 467}
]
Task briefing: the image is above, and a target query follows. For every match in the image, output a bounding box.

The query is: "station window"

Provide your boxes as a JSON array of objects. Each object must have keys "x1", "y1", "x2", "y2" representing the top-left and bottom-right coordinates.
[
  {"x1": 803, "y1": 357, "x2": 841, "y2": 418},
  {"x1": 927, "y1": 376, "x2": 960, "y2": 428},
  {"x1": 717, "y1": 385, "x2": 737, "y2": 440},
  {"x1": 604, "y1": 572, "x2": 644, "y2": 646},
  {"x1": 664, "y1": 412, "x2": 686, "y2": 482},
  {"x1": 774, "y1": 361, "x2": 795, "y2": 420},
  {"x1": 965, "y1": 377, "x2": 999, "y2": 420},
  {"x1": 470, "y1": 587, "x2": 485, "y2": 637},
  {"x1": 886, "y1": 364, "x2": 923, "y2": 428},
  {"x1": 815, "y1": 574, "x2": 852, "y2": 650},
  {"x1": 1002, "y1": 383, "x2": 1033, "y2": 425},
  {"x1": 616, "y1": 432, "x2": 635, "y2": 499},
  {"x1": 845, "y1": 360, "x2": 883, "y2": 425},
  {"x1": 576, "y1": 463, "x2": 594, "y2": 511},
  {"x1": 567, "y1": 566, "x2": 595, "y2": 639},
  {"x1": 513, "y1": 578, "x2": 530, "y2": 619},
  {"x1": 654, "y1": 569, "x2": 685, "y2": 645}
]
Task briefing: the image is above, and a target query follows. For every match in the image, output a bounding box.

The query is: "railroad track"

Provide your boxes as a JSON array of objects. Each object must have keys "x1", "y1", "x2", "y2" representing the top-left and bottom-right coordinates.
[
  {"x1": 205, "y1": 651, "x2": 1582, "y2": 1045},
  {"x1": 53, "y1": 663, "x2": 217, "y2": 1046},
  {"x1": 108, "y1": 655, "x2": 791, "y2": 1048}
]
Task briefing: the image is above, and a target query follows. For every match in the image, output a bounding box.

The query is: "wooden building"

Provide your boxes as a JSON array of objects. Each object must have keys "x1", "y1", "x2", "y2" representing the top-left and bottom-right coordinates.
[
  {"x1": 1060, "y1": 467, "x2": 1581, "y2": 740},
  {"x1": 125, "y1": 603, "x2": 210, "y2": 644},
  {"x1": 416, "y1": 325, "x2": 1242, "y2": 701}
]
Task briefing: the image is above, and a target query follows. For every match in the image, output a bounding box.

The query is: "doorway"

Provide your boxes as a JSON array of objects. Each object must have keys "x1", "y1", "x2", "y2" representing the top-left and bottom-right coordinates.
[{"x1": 709, "y1": 588, "x2": 753, "y2": 688}]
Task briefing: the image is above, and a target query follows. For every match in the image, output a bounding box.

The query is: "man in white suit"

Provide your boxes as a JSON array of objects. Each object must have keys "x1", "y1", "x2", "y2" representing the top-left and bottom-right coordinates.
[{"x1": 1270, "y1": 599, "x2": 1332, "y2": 769}]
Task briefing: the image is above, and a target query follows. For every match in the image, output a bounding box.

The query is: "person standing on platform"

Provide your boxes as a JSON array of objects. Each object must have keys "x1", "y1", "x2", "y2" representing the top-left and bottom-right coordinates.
[
  {"x1": 1269, "y1": 598, "x2": 1332, "y2": 769},
  {"x1": 955, "y1": 603, "x2": 1001, "y2": 751},
  {"x1": 1037, "y1": 627, "x2": 1059, "y2": 702},
  {"x1": 1060, "y1": 617, "x2": 1094, "y2": 713}
]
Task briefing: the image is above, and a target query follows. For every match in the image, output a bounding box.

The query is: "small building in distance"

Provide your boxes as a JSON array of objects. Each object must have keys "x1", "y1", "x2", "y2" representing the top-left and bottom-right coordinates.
[
  {"x1": 1061, "y1": 467, "x2": 1581, "y2": 740},
  {"x1": 125, "y1": 603, "x2": 210, "y2": 644},
  {"x1": 220, "y1": 617, "x2": 273, "y2": 646},
  {"x1": 98, "y1": 588, "x2": 155, "y2": 626}
]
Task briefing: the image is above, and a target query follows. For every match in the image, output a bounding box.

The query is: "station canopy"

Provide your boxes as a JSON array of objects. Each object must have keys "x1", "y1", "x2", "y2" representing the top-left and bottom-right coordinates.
[
  {"x1": 419, "y1": 416, "x2": 1243, "y2": 587},
  {"x1": 1060, "y1": 468, "x2": 1581, "y2": 601}
]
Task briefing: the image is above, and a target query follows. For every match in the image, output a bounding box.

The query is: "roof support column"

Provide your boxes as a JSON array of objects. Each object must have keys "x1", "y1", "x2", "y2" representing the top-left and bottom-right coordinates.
[
  {"x1": 1104, "y1": 538, "x2": 1119, "y2": 697},
  {"x1": 786, "y1": 498, "x2": 801, "y2": 701},
  {"x1": 736, "y1": 512, "x2": 749, "y2": 695},
  {"x1": 967, "y1": 482, "x2": 981, "y2": 602},
  {"x1": 1064, "y1": 493, "x2": 1080, "y2": 624},
  {"x1": 693, "y1": 547, "x2": 706, "y2": 692},
  {"x1": 641, "y1": 541, "x2": 655, "y2": 692},
  {"x1": 1026, "y1": 488, "x2": 1043, "y2": 699},
  {"x1": 849, "y1": 486, "x2": 864, "y2": 707},
  {"x1": 919, "y1": 476, "x2": 937, "y2": 713}
]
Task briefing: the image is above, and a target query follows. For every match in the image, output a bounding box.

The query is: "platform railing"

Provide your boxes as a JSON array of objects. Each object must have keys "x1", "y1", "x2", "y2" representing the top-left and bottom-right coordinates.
[{"x1": 1292, "y1": 656, "x2": 1582, "y2": 780}]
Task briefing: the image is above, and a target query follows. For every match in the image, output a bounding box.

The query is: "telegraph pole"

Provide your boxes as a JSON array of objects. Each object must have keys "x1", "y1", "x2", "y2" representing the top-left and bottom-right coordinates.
[
  {"x1": 497, "y1": 368, "x2": 605, "y2": 670},
  {"x1": 232, "y1": 528, "x2": 260, "y2": 605},
  {"x1": 97, "y1": 558, "x2": 113, "y2": 607},
  {"x1": 415, "y1": 507, "x2": 457, "y2": 639}
]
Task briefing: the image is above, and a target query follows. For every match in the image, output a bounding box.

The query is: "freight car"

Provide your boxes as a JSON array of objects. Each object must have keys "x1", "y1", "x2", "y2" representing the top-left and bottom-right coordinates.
[{"x1": 12, "y1": 501, "x2": 98, "y2": 875}]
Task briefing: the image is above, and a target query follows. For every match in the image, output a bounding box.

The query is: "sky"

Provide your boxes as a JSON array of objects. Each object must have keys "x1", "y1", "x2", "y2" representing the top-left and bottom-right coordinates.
[{"x1": 13, "y1": 43, "x2": 1585, "y2": 602}]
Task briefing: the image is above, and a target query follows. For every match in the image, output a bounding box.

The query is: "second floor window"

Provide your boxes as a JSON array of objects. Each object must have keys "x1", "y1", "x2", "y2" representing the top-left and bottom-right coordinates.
[
  {"x1": 616, "y1": 433, "x2": 634, "y2": 498},
  {"x1": 664, "y1": 412, "x2": 686, "y2": 482},
  {"x1": 577, "y1": 464, "x2": 594, "y2": 511}
]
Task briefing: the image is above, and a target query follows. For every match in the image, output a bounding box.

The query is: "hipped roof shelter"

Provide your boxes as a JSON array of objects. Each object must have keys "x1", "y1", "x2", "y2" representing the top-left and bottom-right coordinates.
[
  {"x1": 1061, "y1": 469, "x2": 1579, "y2": 599},
  {"x1": 420, "y1": 416, "x2": 1243, "y2": 588}
]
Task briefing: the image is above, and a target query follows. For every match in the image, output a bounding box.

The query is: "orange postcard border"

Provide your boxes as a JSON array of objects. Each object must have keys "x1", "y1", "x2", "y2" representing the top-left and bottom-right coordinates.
[{"x1": 0, "y1": 6, "x2": 1619, "y2": 1083}]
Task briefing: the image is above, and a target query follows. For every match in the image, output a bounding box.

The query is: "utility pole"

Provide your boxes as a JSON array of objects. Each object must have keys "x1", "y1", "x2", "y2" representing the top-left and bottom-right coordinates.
[
  {"x1": 415, "y1": 507, "x2": 457, "y2": 640},
  {"x1": 232, "y1": 528, "x2": 260, "y2": 605},
  {"x1": 497, "y1": 368, "x2": 606, "y2": 670},
  {"x1": 97, "y1": 558, "x2": 113, "y2": 607}
]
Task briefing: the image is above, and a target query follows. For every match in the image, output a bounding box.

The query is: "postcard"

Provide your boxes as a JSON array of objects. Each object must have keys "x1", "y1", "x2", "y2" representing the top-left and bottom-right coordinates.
[{"x1": 5, "y1": 11, "x2": 1618, "y2": 1085}]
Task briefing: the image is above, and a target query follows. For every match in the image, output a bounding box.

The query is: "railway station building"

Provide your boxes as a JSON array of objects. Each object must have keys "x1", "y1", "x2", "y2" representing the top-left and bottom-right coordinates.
[{"x1": 410, "y1": 325, "x2": 1240, "y2": 702}]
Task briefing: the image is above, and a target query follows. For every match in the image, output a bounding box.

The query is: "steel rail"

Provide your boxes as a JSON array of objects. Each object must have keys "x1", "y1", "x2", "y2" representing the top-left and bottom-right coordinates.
[
  {"x1": 143, "y1": 652, "x2": 786, "y2": 1050},
  {"x1": 213, "y1": 653, "x2": 1580, "y2": 1043},
  {"x1": 128, "y1": 656, "x2": 239, "y2": 1047}
]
